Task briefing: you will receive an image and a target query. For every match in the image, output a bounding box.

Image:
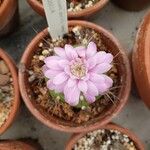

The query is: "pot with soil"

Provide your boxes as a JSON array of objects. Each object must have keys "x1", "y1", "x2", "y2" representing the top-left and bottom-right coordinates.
[
  {"x1": 27, "y1": 0, "x2": 109, "y2": 18},
  {"x1": 111, "y1": 0, "x2": 150, "y2": 11},
  {"x1": 66, "y1": 123, "x2": 144, "y2": 150},
  {"x1": 132, "y1": 11, "x2": 150, "y2": 108},
  {"x1": 0, "y1": 140, "x2": 43, "y2": 150},
  {"x1": 0, "y1": 0, "x2": 19, "y2": 37},
  {"x1": 19, "y1": 20, "x2": 131, "y2": 133},
  {"x1": 0, "y1": 48, "x2": 20, "y2": 134}
]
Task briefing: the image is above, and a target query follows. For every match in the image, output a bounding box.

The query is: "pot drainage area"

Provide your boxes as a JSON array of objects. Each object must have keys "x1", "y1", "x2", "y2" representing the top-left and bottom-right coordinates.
[{"x1": 0, "y1": 1, "x2": 150, "y2": 150}]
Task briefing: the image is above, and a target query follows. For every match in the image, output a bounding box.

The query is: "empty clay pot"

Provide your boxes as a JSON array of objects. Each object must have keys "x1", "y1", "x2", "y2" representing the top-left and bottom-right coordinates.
[
  {"x1": 65, "y1": 123, "x2": 144, "y2": 150},
  {"x1": 26, "y1": 0, "x2": 109, "y2": 18},
  {"x1": 0, "y1": 140, "x2": 42, "y2": 150},
  {"x1": 0, "y1": 0, "x2": 19, "y2": 37},
  {"x1": 132, "y1": 11, "x2": 150, "y2": 108},
  {"x1": 111, "y1": 0, "x2": 150, "y2": 11},
  {"x1": 19, "y1": 20, "x2": 131, "y2": 133},
  {"x1": 0, "y1": 48, "x2": 20, "y2": 134}
]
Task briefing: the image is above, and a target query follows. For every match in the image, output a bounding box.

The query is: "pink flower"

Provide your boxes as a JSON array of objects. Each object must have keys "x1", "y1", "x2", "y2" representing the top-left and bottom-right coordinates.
[{"x1": 43, "y1": 42, "x2": 113, "y2": 106}]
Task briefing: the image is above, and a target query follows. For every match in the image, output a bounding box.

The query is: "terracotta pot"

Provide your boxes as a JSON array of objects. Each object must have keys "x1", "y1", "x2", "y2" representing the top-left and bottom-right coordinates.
[
  {"x1": 26, "y1": 0, "x2": 109, "y2": 18},
  {"x1": 111, "y1": 0, "x2": 150, "y2": 11},
  {"x1": 65, "y1": 123, "x2": 144, "y2": 150},
  {"x1": 19, "y1": 20, "x2": 131, "y2": 133},
  {"x1": 0, "y1": 140, "x2": 42, "y2": 150},
  {"x1": 0, "y1": 49, "x2": 20, "y2": 134},
  {"x1": 0, "y1": 0, "x2": 19, "y2": 37},
  {"x1": 132, "y1": 11, "x2": 150, "y2": 108}
]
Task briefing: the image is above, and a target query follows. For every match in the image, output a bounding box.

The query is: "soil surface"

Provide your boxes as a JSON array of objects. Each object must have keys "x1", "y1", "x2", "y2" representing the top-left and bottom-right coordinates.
[
  {"x1": 0, "y1": 59, "x2": 13, "y2": 127},
  {"x1": 37, "y1": 0, "x2": 100, "y2": 12},
  {"x1": 74, "y1": 129, "x2": 137, "y2": 150},
  {"x1": 27, "y1": 26, "x2": 121, "y2": 126}
]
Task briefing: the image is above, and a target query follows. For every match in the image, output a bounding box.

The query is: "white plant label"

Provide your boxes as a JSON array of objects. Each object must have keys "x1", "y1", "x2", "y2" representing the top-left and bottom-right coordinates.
[{"x1": 42, "y1": 0, "x2": 68, "y2": 39}]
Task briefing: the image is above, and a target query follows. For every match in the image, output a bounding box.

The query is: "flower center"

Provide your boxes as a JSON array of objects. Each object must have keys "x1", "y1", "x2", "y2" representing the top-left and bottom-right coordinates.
[{"x1": 70, "y1": 58, "x2": 86, "y2": 78}]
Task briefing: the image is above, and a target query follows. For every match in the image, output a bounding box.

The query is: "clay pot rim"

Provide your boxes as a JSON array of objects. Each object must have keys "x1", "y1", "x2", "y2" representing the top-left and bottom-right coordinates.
[
  {"x1": 0, "y1": 48, "x2": 20, "y2": 134},
  {"x1": 65, "y1": 123, "x2": 144, "y2": 150},
  {"x1": 19, "y1": 20, "x2": 131, "y2": 133},
  {"x1": 132, "y1": 11, "x2": 150, "y2": 108},
  {"x1": 0, "y1": 140, "x2": 38, "y2": 150},
  {"x1": 0, "y1": 0, "x2": 9, "y2": 15},
  {"x1": 26, "y1": 0, "x2": 109, "y2": 18}
]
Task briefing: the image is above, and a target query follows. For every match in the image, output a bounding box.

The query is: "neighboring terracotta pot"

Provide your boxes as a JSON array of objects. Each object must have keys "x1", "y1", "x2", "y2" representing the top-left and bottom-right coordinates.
[
  {"x1": 0, "y1": 0, "x2": 19, "y2": 37},
  {"x1": 26, "y1": 0, "x2": 109, "y2": 18},
  {"x1": 111, "y1": 0, "x2": 150, "y2": 11},
  {"x1": 65, "y1": 123, "x2": 144, "y2": 150},
  {"x1": 0, "y1": 49, "x2": 20, "y2": 134},
  {"x1": 132, "y1": 11, "x2": 150, "y2": 108},
  {"x1": 19, "y1": 20, "x2": 131, "y2": 133},
  {"x1": 0, "y1": 140, "x2": 42, "y2": 150}
]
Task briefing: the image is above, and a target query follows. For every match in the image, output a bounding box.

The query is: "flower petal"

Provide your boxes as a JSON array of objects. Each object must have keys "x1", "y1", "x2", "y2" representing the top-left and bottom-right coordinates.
[
  {"x1": 93, "y1": 63, "x2": 112, "y2": 74},
  {"x1": 44, "y1": 57, "x2": 61, "y2": 70},
  {"x1": 67, "y1": 78, "x2": 76, "y2": 88},
  {"x1": 64, "y1": 85, "x2": 80, "y2": 106},
  {"x1": 87, "y1": 56, "x2": 97, "y2": 69},
  {"x1": 44, "y1": 69, "x2": 61, "y2": 79},
  {"x1": 54, "y1": 81, "x2": 67, "y2": 93},
  {"x1": 65, "y1": 44, "x2": 78, "y2": 60},
  {"x1": 90, "y1": 73, "x2": 104, "y2": 83},
  {"x1": 87, "y1": 81, "x2": 99, "y2": 96},
  {"x1": 96, "y1": 83, "x2": 108, "y2": 94},
  {"x1": 54, "y1": 47, "x2": 66, "y2": 58},
  {"x1": 47, "y1": 80, "x2": 55, "y2": 90},
  {"x1": 104, "y1": 53, "x2": 113, "y2": 63},
  {"x1": 103, "y1": 75, "x2": 113, "y2": 88},
  {"x1": 78, "y1": 80, "x2": 88, "y2": 93},
  {"x1": 53, "y1": 72, "x2": 68, "y2": 85},
  {"x1": 86, "y1": 42, "x2": 97, "y2": 58},
  {"x1": 95, "y1": 51, "x2": 107, "y2": 64},
  {"x1": 75, "y1": 46, "x2": 86, "y2": 58},
  {"x1": 58, "y1": 60, "x2": 69, "y2": 69},
  {"x1": 84, "y1": 93, "x2": 96, "y2": 103}
]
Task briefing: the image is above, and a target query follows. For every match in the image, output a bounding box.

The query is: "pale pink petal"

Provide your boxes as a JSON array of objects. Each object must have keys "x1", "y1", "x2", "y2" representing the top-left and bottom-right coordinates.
[
  {"x1": 42, "y1": 65, "x2": 48, "y2": 72},
  {"x1": 67, "y1": 78, "x2": 76, "y2": 88},
  {"x1": 104, "y1": 53, "x2": 113, "y2": 63},
  {"x1": 87, "y1": 81, "x2": 98, "y2": 96},
  {"x1": 64, "y1": 85, "x2": 80, "y2": 106},
  {"x1": 102, "y1": 75, "x2": 113, "y2": 88},
  {"x1": 44, "y1": 57, "x2": 62, "y2": 70},
  {"x1": 54, "y1": 81, "x2": 67, "y2": 93},
  {"x1": 53, "y1": 72, "x2": 68, "y2": 85},
  {"x1": 78, "y1": 80, "x2": 88, "y2": 93},
  {"x1": 89, "y1": 73, "x2": 104, "y2": 83},
  {"x1": 65, "y1": 44, "x2": 78, "y2": 60},
  {"x1": 44, "y1": 69, "x2": 61, "y2": 79},
  {"x1": 44, "y1": 56, "x2": 60, "y2": 63},
  {"x1": 96, "y1": 83, "x2": 108, "y2": 94},
  {"x1": 75, "y1": 46, "x2": 86, "y2": 58},
  {"x1": 54, "y1": 47, "x2": 66, "y2": 58},
  {"x1": 86, "y1": 42, "x2": 97, "y2": 58},
  {"x1": 47, "y1": 80, "x2": 55, "y2": 90},
  {"x1": 84, "y1": 93, "x2": 96, "y2": 103},
  {"x1": 64, "y1": 66, "x2": 71, "y2": 75},
  {"x1": 95, "y1": 51, "x2": 107, "y2": 64},
  {"x1": 58, "y1": 60, "x2": 69, "y2": 69},
  {"x1": 93, "y1": 63, "x2": 112, "y2": 74},
  {"x1": 87, "y1": 56, "x2": 97, "y2": 70}
]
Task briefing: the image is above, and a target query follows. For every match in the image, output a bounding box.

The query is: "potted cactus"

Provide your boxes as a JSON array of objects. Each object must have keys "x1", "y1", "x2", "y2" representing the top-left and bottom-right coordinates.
[
  {"x1": 19, "y1": 20, "x2": 131, "y2": 133},
  {"x1": 27, "y1": 0, "x2": 109, "y2": 18}
]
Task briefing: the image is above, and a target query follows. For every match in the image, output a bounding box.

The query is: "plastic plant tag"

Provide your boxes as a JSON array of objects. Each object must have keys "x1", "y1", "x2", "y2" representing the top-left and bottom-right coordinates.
[{"x1": 42, "y1": 0, "x2": 68, "y2": 39}]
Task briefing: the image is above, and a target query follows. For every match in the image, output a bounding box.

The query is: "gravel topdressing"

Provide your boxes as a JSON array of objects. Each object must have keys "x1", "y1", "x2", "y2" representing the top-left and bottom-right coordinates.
[
  {"x1": 0, "y1": 59, "x2": 13, "y2": 127},
  {"x1": 74, "y1": 129, "x2": 137, "y2": 150}
]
